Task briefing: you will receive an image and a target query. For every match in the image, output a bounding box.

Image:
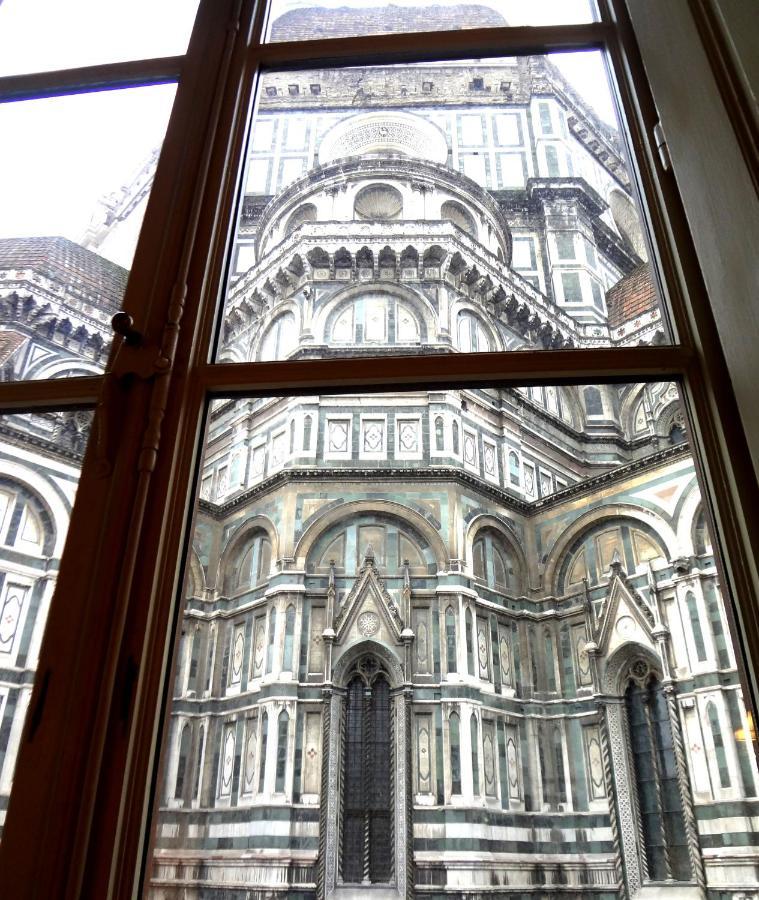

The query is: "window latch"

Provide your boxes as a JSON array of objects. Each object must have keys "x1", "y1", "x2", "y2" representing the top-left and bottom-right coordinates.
[{"x1": 653, "y1": 121, "x2": 672, "y2": 172}]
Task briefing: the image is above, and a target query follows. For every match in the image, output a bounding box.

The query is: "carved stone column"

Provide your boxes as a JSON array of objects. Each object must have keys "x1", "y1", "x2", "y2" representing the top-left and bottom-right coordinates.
[
  {"x1": 597, "y1": 705, "x2": 627, "y2": 899},
  {"x1": 318, "y1": 688, "x2": 343, "y2": 899},
  {"x1": 664, "y1": 684, "x2": 707, "y2": 890},
  {"x1": 603, "y1": 699, "x2": 643, "y2": 896},
  {"x1": 394, "y1": 687, "x2": 414, "y2": 900}
]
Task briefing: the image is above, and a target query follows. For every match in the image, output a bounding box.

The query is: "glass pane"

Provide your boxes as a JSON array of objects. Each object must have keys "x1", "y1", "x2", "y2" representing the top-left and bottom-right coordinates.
[
  {"x1": 266, "y1": 0, "x2": 599, "y2": 41},
  {"x1": 216, "y1": 51, "x2": 670, "y2": 365},
  {"x1": 0, "y1": 408, "x2": 92, "y2": 837},
  {"x1": 0, "y1": 85, "x2": 176, "y2": 381},
  {"x1": 0, "y1": 0, "x2": 199, "y2": 77},
  {"x1": 146, "y1": 381, "x2": 758, "y2": 897}
]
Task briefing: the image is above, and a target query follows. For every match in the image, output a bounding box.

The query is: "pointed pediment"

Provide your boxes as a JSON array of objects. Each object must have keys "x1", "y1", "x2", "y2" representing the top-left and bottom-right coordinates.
[
  {"x1": 333, "y1": 549, "x2": 404, "y2": 645},
  {"x1": 595, "y1": 564, "x2": 656, "y2": 657}
]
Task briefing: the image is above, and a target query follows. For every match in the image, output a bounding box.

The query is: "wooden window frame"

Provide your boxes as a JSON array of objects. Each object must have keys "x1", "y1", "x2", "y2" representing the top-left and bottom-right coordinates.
[{"x1": 0, "y1": 0, "x2": 757, "y2": 897}]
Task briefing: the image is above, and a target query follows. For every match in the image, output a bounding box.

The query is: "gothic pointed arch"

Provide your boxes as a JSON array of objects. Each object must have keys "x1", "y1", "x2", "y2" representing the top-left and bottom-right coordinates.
[
  {"x1": 216, "y1": 515, "x2": 279, "y2": 591},
  {"x1": 465, "y1": 514, "x2": 527, "y2": 593},
  {"x1": 315, "y1": 280, "x2": 435, "y2": 347}
]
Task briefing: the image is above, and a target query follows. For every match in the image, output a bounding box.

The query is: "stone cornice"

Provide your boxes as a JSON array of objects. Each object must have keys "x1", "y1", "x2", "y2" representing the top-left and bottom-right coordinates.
[
  {"x1": 0, "y1": 421, "x2": 86, "y2": 465},
  {"x1": 198, "y1": 442, "x2": 691, "y2": 521}
]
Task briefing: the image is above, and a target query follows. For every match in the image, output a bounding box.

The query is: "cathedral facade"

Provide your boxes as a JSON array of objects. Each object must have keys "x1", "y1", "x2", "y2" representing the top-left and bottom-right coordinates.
[{"x1": 0, "y1": 7, "x2": 757, "y2": 900}]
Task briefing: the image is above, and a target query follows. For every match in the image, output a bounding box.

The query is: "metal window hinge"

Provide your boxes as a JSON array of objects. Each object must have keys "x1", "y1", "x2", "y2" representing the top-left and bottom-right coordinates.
[{"x1": 653, "y1": 121, "x2": 672, "y2": 172}]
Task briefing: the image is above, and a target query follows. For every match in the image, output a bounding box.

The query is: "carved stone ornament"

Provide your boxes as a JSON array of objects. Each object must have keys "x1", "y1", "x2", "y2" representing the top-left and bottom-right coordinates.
[{"x1": 357, "y1": 610, "x2": 380, "y2": 636}]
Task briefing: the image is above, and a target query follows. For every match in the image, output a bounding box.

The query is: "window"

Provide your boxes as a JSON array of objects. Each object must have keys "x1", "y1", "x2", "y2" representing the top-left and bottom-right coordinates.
[
  {"x1": 342, "y1": 665, "x2": 392, "y2": 882},
  {"x1": 445, "y1": 606, "x2": 457, "y2": 675},
  {"x1": 449, "y1": 711, "x2": 461, "y2": 795},
  {"x1": 174, "y1": 724, "x2": 191, "y2": 801},
  {"x1": 626, "y1": 676, "x2": 691, "y2": 881},
  {"x1": 266, "y1": 607, "x2": 277, "y2": 674},
  {"x1": 561, "y1": 271, "x2": 582, "y2": 303},
  {"x1": 282, "y1": 604, "x2": 296, "y2": 671},
  {"x1": 275, "y1": 710, "x2": 289, "y2": 792},
  {"x1": 465, "y1": 607, "x2": 475, "y2": 676},
  {"x1": 441, "y1": 200, "x2": 477, "y2": 238},
  {"x1": 1, "y1": 5, "x2": 758, "y2": 900},
  {"x1": 258, "y1": 711, "x2": 269, "y2": 794},
  {"x1": 555, "y1": 232, "x2": 574, "y2": 260},
  {"x1": 686, "y1": 591, "x2": 708, "y2": 662},
  {"x1": 470, "y1": 713, "x2": 480, "y2": 795}
]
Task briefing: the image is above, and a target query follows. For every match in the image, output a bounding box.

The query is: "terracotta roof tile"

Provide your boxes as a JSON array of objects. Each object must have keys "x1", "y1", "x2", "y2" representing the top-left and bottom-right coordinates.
[
  {"x1": 605, "y1": 263, "x2": 658, "y2": 328},
  {"x1": 0, "y1": 236, "x2": 128, "y2": 310}
]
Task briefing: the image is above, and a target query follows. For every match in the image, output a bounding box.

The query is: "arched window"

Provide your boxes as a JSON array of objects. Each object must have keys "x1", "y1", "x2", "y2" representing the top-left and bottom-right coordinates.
[
  {"x1": 312, "y1": 516, "x2": 431, "y2": 574},
  {"x1": 354, "y1": 183, "x2": 403, "y2": 220},
  {"x1": 473, "y1": 538, "x2": 486, "y2": 581},
  {"x1": 284, "y1": 202, "x2": 317, "y2": 237},
  {"x1": 174, "y1": 724, "x2": 191, "y2": 800},
  {"x1": 693, "y1": 508, "x2": 713, "y2": 555},
  {"x1": 538, "y1": 723, "x2": 550, "y2": 803},
  {"x1": 260, "y1": 312, "x2": 297, "y2": 360},
  {"x1": 545, "y1": 144, "x2": 560, "y2": 177},
  {"x1": 492, "y1": 546, "x2": 507, "y2": 587},
  {"x1": 445, "y1": 606, "x2": 457, "y2": 674},
  {"x1": 235, "y1": 531, "x2": 272, "y2": 589},
  {"x1": 528, "y1": 628, "x2": 540, "y2": 690},
  {"x1": 465, "y1": 608, "x2": 475, "y2": 676},
  {"x1": 449, "y1": 712, "x2": 461, "y2": 795},
  {"x1": 289, "y1": 419, "x2": 296, "y2": 454},
  {"x1": 434, "y1": 416, "x2": 444, "y2": 451},
  {"x1": 511, "y1": 622, "x2": 522, "y2": 690},
  {"x1": 193, "y1": 726, "x2": 205, "y2": 800},
  {"x1": 342, "y1": 671, "x2": 392, "y2": 883},
  {"x1": 275, "y1": 710, "x2": 289, "y2": 792},
  {"x1": 452, "y1": 421, "x2": 460, "y2": 455},
  {"x1": 204, "y1": 626, "x2": 216, "y2": 693},
  {"x1": 704, "y1": 580, "x2": 730, "y2": 668},
  {"x1": 187, "y1": 628, "x2": 200, "y2": 693},
  {"x1": 282, "y1": 604, "x2": 296, "y2": 671},
  {"x1": 303, "y1": 414, "x2": 312, "y2": 450},
  {"x1": 560, "y1": 521, "x2": 667, "y2": 593},
  {"x1": 560, "y1": 625, "x2": 575, "y2": 694},
  {"x1": 266, "y1": 607, "x2": 277, "y2": 673},
  {"x1": 472, "y1": 530, "x2": 521, "y2": 595},
  {"x1": 707, "y1": 702, "x2": 731, "y2": 788},
  {"x1": 553, "y1": 726, "x2": 567, "y2": 803},
  {"x1": 441, "y1": 199, "x2": 477, "y2": 237},
  {"x1": 686, "y1": 591, "x2": 707, "y2": 662},
  {"x1": 258, "y1": 711, "x2": 268, "y2": 793},
  {"x1": 0, "y1": 484, "x2": 49, "y2": 554},
  {"x1": 584, "y1": 385, "x2": 603, "y2": 417},
  {"x1": 470, "y1": 713, "x2": 480, "y2": 795},
  {"x1": 544, "y1": 630, "x2": 557, "y2": 692},
  {"x1": 457, "y1": 311, "x2": 491, "y2": 353},
  {"x1": 625, "y1": 676, "x2": 691, "y2": 881},
  {"x1": 508, "y1": 451, "x2": 520, "y2": 486}
]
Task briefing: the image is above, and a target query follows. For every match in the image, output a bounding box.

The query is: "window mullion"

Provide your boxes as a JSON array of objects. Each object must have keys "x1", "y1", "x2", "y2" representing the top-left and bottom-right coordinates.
[
  {"x1": 0, "y1": 1, "x2": 255, "y2": 897},
  {"x1": 193, "y1": 346, "x2": 693, "y2": 396},
  {"x1": 247, "y1": 22, "x2": 612, "y2": 70},
  {"x1": 0, "y1": 56, "x2": 184, "y2": 103},
  {"x1": 0, "y1": 376, "x2": 103, "y2": 411}
]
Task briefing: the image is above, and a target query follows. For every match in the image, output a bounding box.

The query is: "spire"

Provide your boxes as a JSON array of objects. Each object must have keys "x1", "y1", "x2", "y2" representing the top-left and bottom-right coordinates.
[{"x1": 328, "y1": 559, "x2": 336, "y2": 593}]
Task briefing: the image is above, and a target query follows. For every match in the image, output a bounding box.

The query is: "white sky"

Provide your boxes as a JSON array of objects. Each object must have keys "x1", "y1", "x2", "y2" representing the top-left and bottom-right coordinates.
[
  {"x1": 0, "y1": 0, "x2": 200, "y2": 76},
  {"x1": 0, "y1": 0, "x2": 614, "y2": 250}
]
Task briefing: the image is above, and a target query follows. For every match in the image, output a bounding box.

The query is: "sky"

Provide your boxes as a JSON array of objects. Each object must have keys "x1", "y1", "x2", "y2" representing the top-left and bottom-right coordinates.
[{"x1": 0, "y1": 0, "x2": 614, "y2": 253}]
